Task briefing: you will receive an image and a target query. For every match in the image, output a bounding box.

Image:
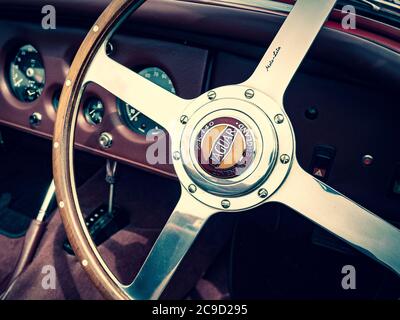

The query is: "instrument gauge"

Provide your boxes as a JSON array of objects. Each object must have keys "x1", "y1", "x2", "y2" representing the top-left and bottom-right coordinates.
[
  {"x1": 83, "y1": 98, "x2": 104, "y2": 125},
  {"x1": 9, "y1": 44, "x2": 45, "y2": 102},
  {"x1": 52, "y1": 89, "x2": 62, "y2": 111},
  {"x1": 117, "y1": 67, "x2": 176, "y2": 135}
]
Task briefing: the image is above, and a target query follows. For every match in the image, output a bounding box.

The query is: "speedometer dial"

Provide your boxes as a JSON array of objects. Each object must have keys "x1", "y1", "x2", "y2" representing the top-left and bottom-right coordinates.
[
  {"x1": 117, "y1": 67, "x2": 176, "y2": 135},
  {"x1": 9, "y1": 44, "x2": 45, "y2": 102}
]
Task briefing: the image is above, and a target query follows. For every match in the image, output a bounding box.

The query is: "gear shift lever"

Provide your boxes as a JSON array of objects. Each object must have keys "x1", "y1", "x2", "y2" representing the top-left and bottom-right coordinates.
[
  {"x1": 106, "y1": 160, "x2": 117, "y2": 214},
  {"x1": 63, "y1": 159, "x2": 128, "y2": 255}
]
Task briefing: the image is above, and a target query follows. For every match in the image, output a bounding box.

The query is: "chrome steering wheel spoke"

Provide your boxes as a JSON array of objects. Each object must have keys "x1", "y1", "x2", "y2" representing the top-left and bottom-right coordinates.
[
  {"x1": 243, "y1": 0, "x2": 336, "y2": 106},
  {"x1": 84, "y1": 46, "x2": 190, "y2": 135},
  {"x1": 121, "y1": 188, "x2": 218, "y2": 300},
  {"x1": 269, "y1": 160, "x2": 400, "y2": 275}
]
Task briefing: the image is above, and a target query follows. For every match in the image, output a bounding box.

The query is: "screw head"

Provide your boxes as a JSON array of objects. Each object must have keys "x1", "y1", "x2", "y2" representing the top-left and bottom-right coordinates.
[
  {"x1": 29, "y1": 112, "x2": 42, "y2": 127},
  {"x1": 258, "y1": 188, "x2": 268, "y2": 199},
  {"x1": 274, "y1": 114, "x2": 284, "y2": 124},
  {"x1": 173, "y1": 151, "x2": 181, "y2": 161},
  {"x1": 207, "y1": 91, "x2": 216, "y2": 100},
  {"x1": 180, "y1": 115, "x2": 188, "y2": 124},
  {"x1": 98, "y1": 132, "x2": 113, "y2": 149},
  {"x1": 188, "y1": 184, "x2": 197, "y2": 193},
  {"x1": 245, "y1": 89, "x2": 254, "y2": 99},
  {"x1": 280, "y1": 154, "x2": 290, "y2": 164},
  {"x1": 221, "y1": 199, "x2": 231, "y2": 209}
]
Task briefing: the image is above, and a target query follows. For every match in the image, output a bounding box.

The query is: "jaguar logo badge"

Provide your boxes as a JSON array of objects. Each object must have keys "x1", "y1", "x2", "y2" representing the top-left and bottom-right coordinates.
[{"x1": 195, "y1": 117, "x2": 256, "y2": 178}]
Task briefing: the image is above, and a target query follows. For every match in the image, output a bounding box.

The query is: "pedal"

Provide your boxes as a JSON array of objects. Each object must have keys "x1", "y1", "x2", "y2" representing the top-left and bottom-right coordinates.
[{"x1": 63, "y1": 204, "x2": 129, "y2": 255}]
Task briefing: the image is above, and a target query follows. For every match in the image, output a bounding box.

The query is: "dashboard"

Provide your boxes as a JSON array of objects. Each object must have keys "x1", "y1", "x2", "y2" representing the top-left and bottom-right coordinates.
[
  {"x1": 8, "y1": 43, "x2": 176, "y2": 133},
  {"x1": 0, "y1": 15, "x2": 209, "y2": 177},
  {"x1": 0, "y1": 0, "x2": 399, "y2": 221}
]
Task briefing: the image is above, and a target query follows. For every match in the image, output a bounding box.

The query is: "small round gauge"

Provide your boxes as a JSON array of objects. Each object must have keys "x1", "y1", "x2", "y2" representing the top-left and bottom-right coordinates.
[
  {"x1": 117, "y1": 67, "x2": 176, "y2": 135},
  {"x1": 83, "y1": 98, "x2": 104, "y2": 125},
  {"x1": 9, "y1": 44, "x2": 45, "y2": 102},
  {"x1": 52, "y1": 89, "x2": 62, "y2": 111}
]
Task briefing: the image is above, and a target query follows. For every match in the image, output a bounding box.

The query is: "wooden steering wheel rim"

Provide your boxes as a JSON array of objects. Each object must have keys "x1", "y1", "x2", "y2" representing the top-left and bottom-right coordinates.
[{"x1": 53, "y1": 0, "x2": 145, "y2": 300}]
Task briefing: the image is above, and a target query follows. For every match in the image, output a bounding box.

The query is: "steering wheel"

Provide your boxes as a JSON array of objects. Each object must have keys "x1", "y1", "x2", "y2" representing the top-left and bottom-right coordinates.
[{"x1": 53, "y1": 0, "x2": 400, "y2": 300}]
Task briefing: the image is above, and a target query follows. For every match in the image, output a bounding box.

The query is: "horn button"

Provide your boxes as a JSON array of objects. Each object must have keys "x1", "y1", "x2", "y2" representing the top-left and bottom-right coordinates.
[
  {"x1": 195, "y1": 117, "x2": 256, "y2": 179},
  {"x1": 173, "y1": 85, "x2": 294, "y2": 210}
]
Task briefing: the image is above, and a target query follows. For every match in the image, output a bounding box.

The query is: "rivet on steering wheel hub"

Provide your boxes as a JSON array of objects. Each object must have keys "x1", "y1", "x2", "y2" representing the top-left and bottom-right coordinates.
[
  {"x1": 274, "y1": 114, "x2": 284, "y2": 124},
  {"x1": 207, "y1": 91, "x2": 216, "y2": 100},
  {"x1": 180, "y1": 115, "x2": 188, "y2": 125},
  {"x1": 188, "y1": 184, "x2": 197, "y2": 193},
  {"x1": 280, "y1": 154, "x2": 290, "y2": 164},
  {"x1": 221, "y1": 199, "x2": 231, "y2": 209},
  {"x1": 244, "y1": 89, "x2": 254, "y2": 99},
  {"x1": 173, "y1": 151, "x2": 181, "y2": 161},
  {"x1": 258, "y1": 188, "x2": 268, "y2": 199}
]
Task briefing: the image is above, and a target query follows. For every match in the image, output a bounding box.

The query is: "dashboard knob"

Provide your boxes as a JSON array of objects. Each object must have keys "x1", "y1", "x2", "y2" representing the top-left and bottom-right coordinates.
[
  {"x1": 99, "y1": 132, "x2": 113, "y2": 149},
  {"x1": 29, "y1": 112, "x2": 42, "y2": 127}
]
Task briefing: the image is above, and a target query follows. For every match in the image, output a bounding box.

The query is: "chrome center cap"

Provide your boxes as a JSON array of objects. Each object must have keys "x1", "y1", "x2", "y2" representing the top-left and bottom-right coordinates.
[
  {"x1": 172, "y1": 85, "x2": 294, "y2": 211},
  {"x1": 180, "y1": 98, "x2": 278, "y2": 197},
  {"x1": 195, "y1": 117, "x2": 256, "y2": 179}
]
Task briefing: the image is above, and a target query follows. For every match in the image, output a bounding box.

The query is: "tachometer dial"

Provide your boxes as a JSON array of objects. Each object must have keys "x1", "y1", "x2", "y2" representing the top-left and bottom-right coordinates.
[
  {"x1": 9, "y1": 44, "x2": 45, "y2": 102},
  {"x1": 117, "y1": 67, "x2": 176, "y2": 135}
]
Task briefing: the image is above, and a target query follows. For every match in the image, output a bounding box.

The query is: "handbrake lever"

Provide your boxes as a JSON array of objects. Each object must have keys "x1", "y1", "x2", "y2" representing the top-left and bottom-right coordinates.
[{"x1": 1, "y1": 180, "x2": 55, "y2": 300}]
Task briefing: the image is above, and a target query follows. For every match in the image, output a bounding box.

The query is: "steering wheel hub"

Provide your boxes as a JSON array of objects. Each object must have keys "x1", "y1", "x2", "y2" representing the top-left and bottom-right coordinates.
[{"x1": 173, "y1": 85, "x2": 294, "y2": 208}]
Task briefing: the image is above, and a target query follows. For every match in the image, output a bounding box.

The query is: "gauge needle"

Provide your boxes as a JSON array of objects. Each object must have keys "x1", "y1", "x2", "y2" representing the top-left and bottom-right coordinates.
[
  {"x1": 14, "y1": 79, "x2": 22, "y2": 87},
  {"x1": 130, "y1": 111, "x2": 141, "y2": 121}
]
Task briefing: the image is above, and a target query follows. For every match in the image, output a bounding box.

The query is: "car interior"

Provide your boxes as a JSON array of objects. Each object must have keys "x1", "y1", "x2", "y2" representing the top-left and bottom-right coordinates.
[{"x1": 0, "y1": 0, "x2": 399, "y2": 300}]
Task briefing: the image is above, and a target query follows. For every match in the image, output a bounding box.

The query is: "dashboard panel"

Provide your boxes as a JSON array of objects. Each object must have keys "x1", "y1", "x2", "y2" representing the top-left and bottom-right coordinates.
[{"x1": 0, "y1": 20, "x2": 209, "y2": 177}]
